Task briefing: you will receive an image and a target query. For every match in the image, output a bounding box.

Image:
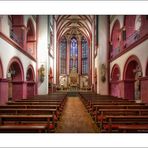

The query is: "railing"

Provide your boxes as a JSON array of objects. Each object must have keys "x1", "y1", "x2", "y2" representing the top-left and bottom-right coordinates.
[
  {"x1": 110, "y1": 26, "x2": 148, "y2": 60},
  {"x1": 10, "y1": 31, "x2": 23, "y2": 47}
]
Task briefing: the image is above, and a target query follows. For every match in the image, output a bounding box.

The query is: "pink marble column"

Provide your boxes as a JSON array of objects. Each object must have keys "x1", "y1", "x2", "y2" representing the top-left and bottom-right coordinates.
[
  {"x1": 0, "y1": 79, "x2": 8, "y2": 105},
  {"x1": 27, "y1": 81, "x2": 35, "y2": 99},
  {"x1": 118, "y1": 80, "x2": 125, "y2": 99},
  {"x1": 12, "y1": 81, "x2": 27, "y2": 100},
  {"x1": 140, "y1": 77, "x2": 148, "y2": 103}
]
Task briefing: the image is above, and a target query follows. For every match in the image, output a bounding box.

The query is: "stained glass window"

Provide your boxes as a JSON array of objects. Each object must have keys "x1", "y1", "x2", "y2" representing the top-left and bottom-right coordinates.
[
  {"x1": 70, "y1": 37, "x2": 78, "y2": 72},
  {"x1": 82, "y1": 37, "x2": 89, "y2": 74},
  {"x1": 60, "y1": 37, "x2": 67, "y2": 74}
]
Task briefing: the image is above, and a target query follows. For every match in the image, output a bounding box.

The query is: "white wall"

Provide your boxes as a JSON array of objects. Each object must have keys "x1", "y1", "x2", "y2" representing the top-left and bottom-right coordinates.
[
  {"x1": 37, "y1": 15, "x2": 49, "y2": 94},
  {"x1": 1, "y1": 16, "x2": 10, "y2": 37},
  {"x1": 110, "y1": 39, "x2": 148, "y2": 80},
  {"x1": 0, "y1": 38, "x2": 36, "y2": 80}
]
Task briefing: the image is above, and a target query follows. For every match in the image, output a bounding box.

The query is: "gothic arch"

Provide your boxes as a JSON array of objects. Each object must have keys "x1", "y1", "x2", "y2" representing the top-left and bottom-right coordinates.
[
  {"x1": 124, "y1": 15, "x2": 136, "y2": 38},
  {"x1": 7, "y1": 56, "x2": 24, "y2": 81},
  {"x1": 9, "y1": 15, "x2": 24, "y2": 46},
  {"x1": 26, "y1": 18, "x2": 36, "y2": 57},
  {"x1": 110, "y1": 20, "x2": 121, "y2": 58},
  {"x1": 111, "y1": 64, "x2": 120, "y2": 81},
  {"x1": 110, "y1": 64, "x2": 121, "y2": 97},
  {"x1": 7, "y1": 57, "x2": 24, "y2": 101},
  {"x1": 123, "y1": 55, "x2": 142, "y2": 100},
  {"x1": 123, "y1": 55, "x2": 142, "y2": 80},
  {"x1": 26, "y1": 64, "x2": 35, "y2": 81}
]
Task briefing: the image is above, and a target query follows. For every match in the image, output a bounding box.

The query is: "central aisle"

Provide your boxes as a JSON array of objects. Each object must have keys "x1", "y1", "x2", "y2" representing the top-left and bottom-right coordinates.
[{"x1": 56, "y1": 97, "x2": 99, "y2": 133}]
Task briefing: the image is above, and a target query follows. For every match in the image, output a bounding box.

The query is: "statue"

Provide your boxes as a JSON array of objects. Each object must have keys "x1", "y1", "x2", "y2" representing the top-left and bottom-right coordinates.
[
  {"x1": 39, "y1": 64, "x2": 45, "y2": 83},
  {"x1": 134, "y1": 65, "x2": 142, "y2": 101},
  {"x1": 100, "y1": 64, "x2": 106, "y2": 83}
]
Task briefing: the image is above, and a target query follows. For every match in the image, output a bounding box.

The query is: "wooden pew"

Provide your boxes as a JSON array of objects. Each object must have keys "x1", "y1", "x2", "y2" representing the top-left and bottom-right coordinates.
[
  {"x1": 0, "y1": 104, "x2": 60, "y2": 109},
  {"x1": 0, "y1": 108, "x2": 59, "y2": 125},
  {"x1": 95, "y1": 108, "x2": 148, "y2": 130},
  {"x1": 92, "y1": 104, "x2": 148, "y2": 114},
  {"x1": 0, "y1": 124, "x2": 48, "y2": 133},
  {"x1": 117, "y1": 124, "x2": 148, "y2": 133},
  {"x1": 102, "y1": 115, "x2": 148, "y2": 133},
  {"x1": 0, "y1": 114, "x2": 54, "y2": 132}
]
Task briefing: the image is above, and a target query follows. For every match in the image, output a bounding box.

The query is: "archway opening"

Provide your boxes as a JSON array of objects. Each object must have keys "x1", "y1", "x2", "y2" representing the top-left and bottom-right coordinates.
[
  {"x1": 111, "y1": 65, "x2": 120, "y2": 97},
  {"x1": 7, "y1": 58, "x2": 24, "y2": 101},
  {"x1": 27, "y1": 19, "x2": 36, "y2": 58},
  {"x1": 111, "y1": 20, "x2": 120, "y2": 58},
  {"x1": 48, "y1": 67, "x2": 53, "y2": 93},
  {"x1": 124, "y1": 57, "x2": 142, "y2": 100},
  {"x1": 26, "y1": 66, "x2": 35, "y2": 98}
]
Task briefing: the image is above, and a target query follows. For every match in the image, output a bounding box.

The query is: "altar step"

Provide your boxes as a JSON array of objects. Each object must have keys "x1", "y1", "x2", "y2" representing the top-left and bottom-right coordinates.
[{"x1": 67, "y1": 92, "x2": 79, "y2": 97}]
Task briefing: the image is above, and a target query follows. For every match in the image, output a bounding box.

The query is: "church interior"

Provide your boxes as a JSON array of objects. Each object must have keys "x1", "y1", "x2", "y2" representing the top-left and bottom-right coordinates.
[{"x1": 0, "y1": 15, "x2": 148, "y2": 133}]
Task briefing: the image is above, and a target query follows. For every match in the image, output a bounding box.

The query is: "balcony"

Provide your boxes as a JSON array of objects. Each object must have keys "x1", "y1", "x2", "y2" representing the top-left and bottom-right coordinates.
[
  {"x1": 110, "y1": 26, "x2": 148, "y2": 60},
  {"x1": 10, "y1": 31, "x2": 23, "y2": 47}
]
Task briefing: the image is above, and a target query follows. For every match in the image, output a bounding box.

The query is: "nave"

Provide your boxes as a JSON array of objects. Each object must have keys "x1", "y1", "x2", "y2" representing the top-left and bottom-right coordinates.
[
  {"x1": 0, "y1": 92, "x2": 148, "y2": 133},
  {"x1": 56, "y1": 96, "x2": 99, "y2": 133}
]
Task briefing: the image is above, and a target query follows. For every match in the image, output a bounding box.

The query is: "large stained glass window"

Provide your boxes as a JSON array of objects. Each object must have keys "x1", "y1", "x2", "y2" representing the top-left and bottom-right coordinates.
[
  {"x1": 60, "y1": 37, "x2": 67, "y2": 74},
  {"x1": 82, "y1": 37, "x2": 89, "y2": 74},
  {"x1": 70, "y1": 37, "x2": 78, "y2": 72}
]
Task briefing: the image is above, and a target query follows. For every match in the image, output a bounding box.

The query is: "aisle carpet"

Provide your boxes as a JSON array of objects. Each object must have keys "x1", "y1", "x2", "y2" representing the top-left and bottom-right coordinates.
[{"x1": 56, "y1": 97, "x2": 99, "y2": 133}]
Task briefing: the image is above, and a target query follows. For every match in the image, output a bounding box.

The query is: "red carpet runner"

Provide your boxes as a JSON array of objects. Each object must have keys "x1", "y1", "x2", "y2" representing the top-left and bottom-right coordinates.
[{"x1": 56, "y1": 97, "x2": 99, "y2": 133}]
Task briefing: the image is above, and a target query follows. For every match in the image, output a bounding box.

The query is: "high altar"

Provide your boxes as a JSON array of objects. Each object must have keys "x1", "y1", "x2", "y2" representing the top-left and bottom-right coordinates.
[
  {"x1": 58, "y1": 54, "x2": 90, "y2": 90},
  {"x1": 58, "y1": 72, "x2": 89, "y2": 90}
]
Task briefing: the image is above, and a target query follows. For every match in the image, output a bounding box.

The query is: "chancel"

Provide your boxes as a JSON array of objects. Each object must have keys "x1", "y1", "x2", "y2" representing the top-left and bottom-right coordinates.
[{"x1": 0, "y1": 15, "x2": 148, "y2": 133}]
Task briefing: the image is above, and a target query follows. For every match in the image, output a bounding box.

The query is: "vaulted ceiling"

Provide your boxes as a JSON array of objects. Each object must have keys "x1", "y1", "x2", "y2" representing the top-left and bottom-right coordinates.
[{"x1": 55, "y1": 15, "x2": 94, "y2": 41}]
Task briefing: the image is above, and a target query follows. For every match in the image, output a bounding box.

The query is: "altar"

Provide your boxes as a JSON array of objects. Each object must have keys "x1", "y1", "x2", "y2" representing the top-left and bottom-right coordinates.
[
  {"x1": 69, "y1": 67, "x2": 79, "y2": 90},
  {"x1": 58, "y1": 54, "x2": 89, "y2": 91}
]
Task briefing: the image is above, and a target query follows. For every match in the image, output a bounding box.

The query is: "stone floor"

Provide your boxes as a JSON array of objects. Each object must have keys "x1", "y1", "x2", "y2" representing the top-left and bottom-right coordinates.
[{"x1": 55, "y1": 97, "x2": 99, "y2": 133}]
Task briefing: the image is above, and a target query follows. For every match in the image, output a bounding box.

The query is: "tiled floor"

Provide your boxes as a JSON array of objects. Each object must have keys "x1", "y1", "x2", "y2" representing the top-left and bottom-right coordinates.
[{"x1": 56, "y1": 97, "x2": 99, "y2": 133}]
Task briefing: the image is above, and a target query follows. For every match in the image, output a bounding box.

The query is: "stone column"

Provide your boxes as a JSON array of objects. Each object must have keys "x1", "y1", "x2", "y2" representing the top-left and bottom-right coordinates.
[{"x1": 0, "y1": 79, "x2": 8, "y2": 105}]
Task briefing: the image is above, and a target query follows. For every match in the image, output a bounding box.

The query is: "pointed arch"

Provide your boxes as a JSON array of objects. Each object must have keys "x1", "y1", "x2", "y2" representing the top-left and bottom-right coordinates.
[
  {"x1": 26, "y1": 64, "x2": 35, "y2": 81},
  {"x1": 7, "y1": 57, "x2": 24, "y2": 101},
  {"x1": 124, "y1": 15, "x2": 136, "y2": 38},
  {"x1": 110, "y1": 19, "x2": 121, "y2": 58},
  {"x1": 26, "y1": 64, "x2": 35, "y2": 98},
  {"x1": 111, "y1": 64, "x2": 120, "y2": 81},
  {"x1": 123, "y1": 55, "x2": 142, "y2": 100},
  {"x1": 59, "y1": 36, "x2": 67, "y2": 74},
  {"x1": 110, "y1": 64, "x2": 121, "y2": 97},
  {"x1": 7, "y1": 56, "x2": 24, "y2": 81},
  {"x1": 81, "y1": 36, "x2": 89, "y2": 74},
  {"x1": 123, "y1": 55, "x2": 142, "y2": 80},
  {"x1": 70, "y1": 37, "x2": 78, "y2": 72},
  {"x1": 26, "y1": 18, "x2": 36, "y2": 58}
]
